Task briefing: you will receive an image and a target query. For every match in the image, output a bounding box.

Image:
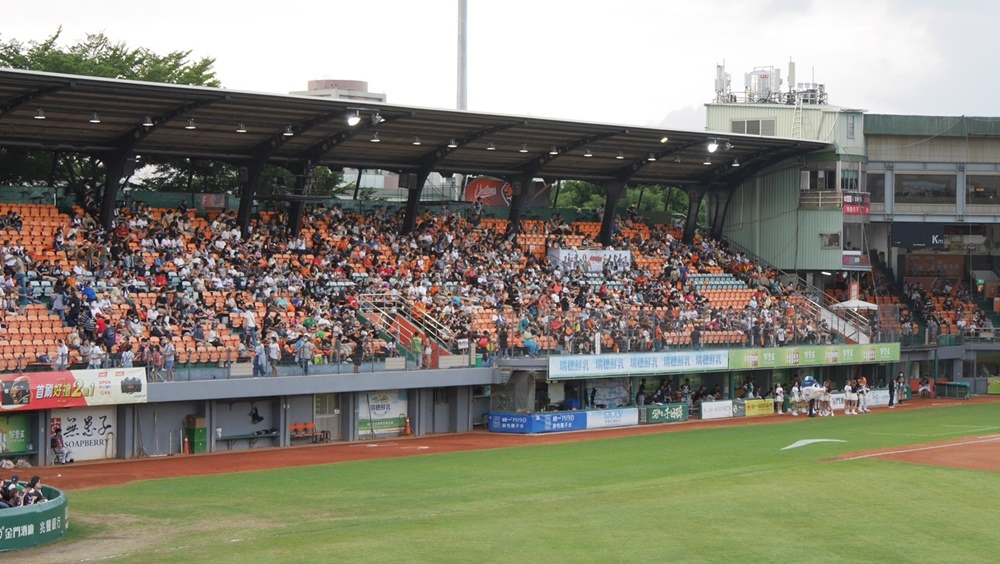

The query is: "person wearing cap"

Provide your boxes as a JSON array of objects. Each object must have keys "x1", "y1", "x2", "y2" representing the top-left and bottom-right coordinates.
[{"x1": 50, "y1": 427, "x2": 74, "y2": 464}]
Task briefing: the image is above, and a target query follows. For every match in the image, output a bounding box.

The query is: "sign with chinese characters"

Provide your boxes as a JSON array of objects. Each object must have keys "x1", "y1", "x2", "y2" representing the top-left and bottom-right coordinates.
[
  {"x1": 548, "y1": 350, "x2": 729, "y2": 379},
  {"x1": 743, "y1": 399, "x2": 775, "y2": 418},
  {"x1": 638, "y1": 403, "x2": 689, "y2": 425},
  {"x1": 0, "y1": 486, "x2": 68, "y2": 552},
  {"x1": 0, "y1": 368, "x2": 147, "y2": 412},
  {"x1": 0, "y1": 413, "x2": 30, "y2": 454},
  {"x1": 50, "y1": 405, "x2": 117, "y2": 461},
  {"x1": 728, "y1": 343, "x2": 899, "y2": 371},
  {"x1": 358, "y1": 390, "x2": 408, "y2": 436},
  {"x1": 487, "y1": 414, "x2": 533, "y2": 433},
  {"x1": 585, "y1": 408, "x2": 639, "y2": 429},
  {"x1": 548, "y1": 249, "x2": 633, "y2": 274}
]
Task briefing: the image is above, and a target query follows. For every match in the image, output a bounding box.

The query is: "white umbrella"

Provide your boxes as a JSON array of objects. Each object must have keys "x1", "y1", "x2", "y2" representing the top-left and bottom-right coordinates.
[{"x1": 830, "y1": 298, "x2": 878, "y2": 311}]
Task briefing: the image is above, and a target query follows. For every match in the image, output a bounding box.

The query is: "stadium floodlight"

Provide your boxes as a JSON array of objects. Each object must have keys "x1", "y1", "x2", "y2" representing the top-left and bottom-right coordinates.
[
  {"x1": 660, "y1": 136, "x2": 669, "y2": 143},
  {"x1": 703, "y1": 157, "x2": 712, "y2": 165},
  {"x1": 486, "y1": 141, "x2": 496, "y2": 150},
  {"x1": 89, "y1": 112, "x2": 101, "y2": 124},
  {"x1": 185, "y1": 118, "x2": 196, "y2": 130},
  {"x1": 731, "y1": 159, "x2": 740, "y2": 167},
  {"x1": 347, "y1": 110, "x2": 361, "y2": 126},
  {"x1": 549, "y1": 146, "x2": 559, "y2": 155},
  {"x1": 371, "y1": 111, "x2": 383, "y2": 126},
  {"x1": 34, "y1": 108, "x2": 45, "y2": 120}
]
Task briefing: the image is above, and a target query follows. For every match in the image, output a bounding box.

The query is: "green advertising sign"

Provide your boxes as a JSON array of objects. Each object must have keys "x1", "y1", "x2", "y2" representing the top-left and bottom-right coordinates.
[
  {"x1": 638, "y1": 403, "x2": 689, "y2": 425},
  {"x1": 0, "y1": 414, "x2": 31, "y2": 454},
  {"x1": 728, "y1": 343, "x2": 899, "y2": 371},
  {"x1": 0, "y1": 486, "x2": 68, "y2": 553}
]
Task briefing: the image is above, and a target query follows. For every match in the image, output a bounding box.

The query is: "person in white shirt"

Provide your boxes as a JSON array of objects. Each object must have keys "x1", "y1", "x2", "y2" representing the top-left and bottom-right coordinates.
[
  {"x1": 267, "y1": 337, "x2": 280, "y2": 377},
  {"x1": 774, "y1": 383, "x2": 785, "y2": 415},
  {"x1": 53, "y1": 339, "x2": 70, "y2": 371}
]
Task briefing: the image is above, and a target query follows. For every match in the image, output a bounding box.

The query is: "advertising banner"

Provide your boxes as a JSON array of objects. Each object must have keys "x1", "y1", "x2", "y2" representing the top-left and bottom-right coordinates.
[
  {"x1": 744, "y1": 399, "x2": 774, "y2": 417},
  {"x1": 358, "y1": 390, "x2": 408, "y2": 435},
  {"x1": 463, "y1": 178, "x2": 512, "y2": 207},
  {"x1": 728, "y1": 343, "x2": 899, "y2": 371},
  {"x1": 549, "y1": 350, "x2": 728, "y2": 379},
  {"x1": 487, "y1": 414, "x2": 533, "y2": 433},
  {"x1": 700, "y1": 400, "x2": 734, "y2": 420},
  {"x1": 0, "y1": 486, "x2": 68, "y2": 552},
  {"x1": 547, "y1": 249, "x2": 632, "y2": 273},
  {"x1": 0, "y1": 413, "x2": 31, "y2": 454},
  {"x1": 0, "y1": 368, "x2": 147, "y2": 413},
  {"x1": 731, "y1": 400, "x2": 746, "y2": 417},
  {"x1": 586, "y1": 408, "x2": 639, "y2": 429},
  {"x1": 638, "y1": 403, "x2": 689, "y2": 425},
  {"x1": 50, "y1": 405, "x2": 117, "y2": 461},
  {"x1": 538, "y1": 411, "x2": 589, "y2": 432}
]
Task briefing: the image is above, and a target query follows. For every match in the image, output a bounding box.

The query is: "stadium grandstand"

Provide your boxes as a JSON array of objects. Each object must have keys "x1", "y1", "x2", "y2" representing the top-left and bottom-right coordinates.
[{"x1": 0, "y1": 66, "x2": 990, "y2": 464}]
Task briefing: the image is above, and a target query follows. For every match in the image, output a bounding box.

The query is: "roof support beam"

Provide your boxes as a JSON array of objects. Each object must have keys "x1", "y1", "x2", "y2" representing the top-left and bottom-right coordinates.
[
  {"x1": 401, "y1": 169, "x2": 432, "y2": 234},
  {"x1": 598, "y1": 179, "x2": 628, "y2": 246},
  {"x1": 0, "y1": 83, "x2": 69, "y2": 120},
  {"x1": 682, "y1": 186, "x2": 707, "y2": 244}
]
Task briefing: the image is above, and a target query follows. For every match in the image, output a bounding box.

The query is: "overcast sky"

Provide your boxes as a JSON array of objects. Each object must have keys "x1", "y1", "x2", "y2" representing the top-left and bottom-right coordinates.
[{"x1": 1, "y1": 0, "x2": 994, "y2": 131}]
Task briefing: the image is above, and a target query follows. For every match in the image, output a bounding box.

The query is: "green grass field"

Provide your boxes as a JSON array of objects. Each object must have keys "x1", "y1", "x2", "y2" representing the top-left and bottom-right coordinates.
[{"x1": 32, "y1": 403, "x2": 1000, "y2": 563}]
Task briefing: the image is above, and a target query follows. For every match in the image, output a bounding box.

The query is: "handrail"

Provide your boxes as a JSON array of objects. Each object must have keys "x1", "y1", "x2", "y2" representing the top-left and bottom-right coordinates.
[{"x1": 726, "y1": 239, "x2": 871, "y2": 339}]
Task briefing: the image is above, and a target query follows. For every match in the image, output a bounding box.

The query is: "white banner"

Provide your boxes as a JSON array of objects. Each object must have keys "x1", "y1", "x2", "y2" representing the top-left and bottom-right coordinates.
[
  {"x1": 701, "y1": 400, "x2": 734, "y2": 420},
  {"x1": 586, "y1": 408, "x2": 639, "y2": 429},
  {"x1": 548, "y1": 249, "x2": 632, "y2": 273},
  {"x1": 549, "y1": 350, "x2": 729, "y2": 379},
  {"x1": 50, "y1": 405, "x2": 117, "y2": 461}
]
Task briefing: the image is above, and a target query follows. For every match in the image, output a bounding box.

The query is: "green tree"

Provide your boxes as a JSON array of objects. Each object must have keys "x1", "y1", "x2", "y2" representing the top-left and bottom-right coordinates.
[{"x1": 0, "y1": 28, "x2": 221, "y2": 203}]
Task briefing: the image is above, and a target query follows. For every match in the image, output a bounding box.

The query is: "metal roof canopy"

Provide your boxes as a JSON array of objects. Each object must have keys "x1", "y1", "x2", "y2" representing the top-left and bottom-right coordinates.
[{"x1": 0, "y1": 68, "x2": 828, "y2": 186}]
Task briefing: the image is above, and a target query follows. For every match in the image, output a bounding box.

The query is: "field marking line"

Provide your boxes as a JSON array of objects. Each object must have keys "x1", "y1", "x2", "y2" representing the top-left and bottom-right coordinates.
[
  {"x1": 841, "y1": 435, "x2": 1000, "y2": 461},
  {"x1": 781, "y1": 439, "x2": 846, "y2": 451}
]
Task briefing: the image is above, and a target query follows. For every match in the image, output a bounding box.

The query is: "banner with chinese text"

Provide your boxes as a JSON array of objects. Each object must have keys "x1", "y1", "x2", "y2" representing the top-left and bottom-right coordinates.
[{"x1": 1, "y1": 368, "x2": 147, "y2": 412}]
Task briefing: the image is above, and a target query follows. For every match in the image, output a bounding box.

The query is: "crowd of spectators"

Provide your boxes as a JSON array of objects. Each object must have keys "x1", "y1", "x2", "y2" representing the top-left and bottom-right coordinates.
[
  {"x1": 0, "y1": 474, "x2": 46, "y2": 509},
  {"x1": 0, "y1": 198, "x2": 865, "y2": 378}
]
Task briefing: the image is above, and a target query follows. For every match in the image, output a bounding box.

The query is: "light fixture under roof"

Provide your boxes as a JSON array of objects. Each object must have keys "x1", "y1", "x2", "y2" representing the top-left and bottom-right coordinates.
[
  {"x1": 412, "y1": 136, "x2": 422, "y2": 146},
  {"x1": 703, "y1": 157, "x2": 712, "y2": 165},
  {"x1": 707, "y1": 140, "x2": 719, "y2": 153},
  {"x1": 447, "y1": 138, "x2": 458, "y2": 148},
  {"x1": 486, "y1": 141, "x2": 496, "y2": 151},
  {"x1": 347, "y1": 110, "x2": 361, "y2": 126},
  {"x1": 583, "y1": 149, "x2": 593, "y2": 157},
  {"x1": 549, "y1": 146, "x2": 559, "y2": 155},
  {"x1": 185, "y1": 118, "x2": 196, "y2": 130},
  {"x1": 371, "y1": 111, "x2": 383, "y2": 126},
  {"x1": 731, "y1": 159, "x2": 740, "y2": 167},
  {"x1": 283, "y1": 125, "x2": 294, "y2": 137},
  {"x1": 370, "y1": 131, "x2": 380, "y2": 143},
  {"x1": 616, "y1": 150, "x2": 625, "y2": 160},
  {"x1": 142, "y1": 115, "x2": 154, "y2": 127},
  {"x1": 34, "y1": 108, "x2": 45, "y2": 120},
  {"x1": 236, "y1": 122, "x2": 247, "y2": 133},
  {"x1": 647, "y1": 153, "x2": 656, "y2": 162},
  {"x1": 821, "y1": 271, "x2": 833, "y2": 276},
  {"x1": 519, "y1": 143, "x2": 528, "y2": 153},
  {"x1": 89, "y1": 112, "x2": 101, "y2": 124},
  {"x1": 660, "y1": 136, "x2": 669, "y2": 143},
  {"x1": 674, "y1": 156, "x2": 681, "y2": 163}
]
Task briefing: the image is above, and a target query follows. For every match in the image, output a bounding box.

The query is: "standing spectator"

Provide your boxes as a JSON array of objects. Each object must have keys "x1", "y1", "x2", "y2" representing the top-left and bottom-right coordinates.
[
  {"x1": 268, "y1": 337, "x2": 280, "y2": 377},
  {"x1": 253, "y1": 340, "x2": 268, "y2": 378},
  {"x1": 53, "y1": 339, "x2": 69, "y2": 371},
  {"x1": 161, "y1": 337, "x2": 176, "y2": 381},
  {"x1": 636, "y1": 378, "x2": 647, "y2": 406},
  {"x1": 120, "y1": 344, "x2": 135, "y2": 368},
  {"x1": 411, "y1": 334, "x2": 423, "y2": 369},
  {"x1": 888, "y1": 371, "x2": 900, "y2": 408},
  {"x1": 150, "y1": 345, "x2": 164, "y2": 382},
  {"x1": 242, "y1": 308, "x2": 259, "y2": 345},
  {"x1": 298, "y1": 337, "x2": 314, "y2": 375}
]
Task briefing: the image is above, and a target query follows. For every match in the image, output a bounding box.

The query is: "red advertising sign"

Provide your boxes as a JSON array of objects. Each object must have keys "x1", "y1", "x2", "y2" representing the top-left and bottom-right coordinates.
[
  {"x1": 464, "y1": 178, "x2": 513, "y2": 207},
  {"x1": 0, "y1": 368, "x2": 147, "y2": 412},
  {"x1": 842, "y1": 192, "x2": 871, "y2": 216}
]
